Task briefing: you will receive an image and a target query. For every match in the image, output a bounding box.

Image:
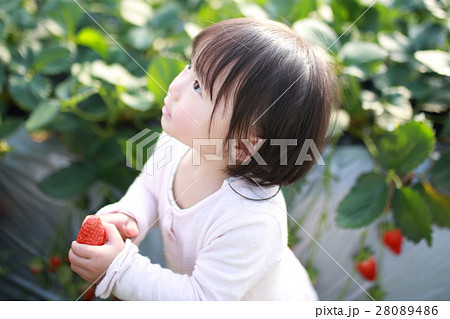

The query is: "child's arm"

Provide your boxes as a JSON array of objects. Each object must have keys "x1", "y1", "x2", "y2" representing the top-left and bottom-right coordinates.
[{"x1": 94, "y1": 213, "x2": 284, "y2": 300}]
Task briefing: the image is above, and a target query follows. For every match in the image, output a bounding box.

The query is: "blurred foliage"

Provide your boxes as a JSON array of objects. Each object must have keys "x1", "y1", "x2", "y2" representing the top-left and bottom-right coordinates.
[{"x1": 0, "y1": 0, "x2": 449, "y2": 253}]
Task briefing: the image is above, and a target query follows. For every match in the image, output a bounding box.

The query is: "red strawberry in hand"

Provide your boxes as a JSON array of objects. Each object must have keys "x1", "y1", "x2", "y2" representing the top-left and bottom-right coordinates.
[
  {"x1": 356, "y1": 255, "x2": 377, "y2": 281},
  {"x1": 383, "y1": 228, "x2": 403, "y2": 255},
  {"x1": 76, "y1": 216, "x2": 106, "y2": 246}
]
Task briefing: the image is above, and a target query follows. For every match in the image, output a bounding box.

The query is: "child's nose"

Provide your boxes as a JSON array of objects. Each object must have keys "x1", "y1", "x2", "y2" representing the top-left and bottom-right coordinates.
[{"x1": 167, "y1": 73, "x2": 184, "y2": 102}]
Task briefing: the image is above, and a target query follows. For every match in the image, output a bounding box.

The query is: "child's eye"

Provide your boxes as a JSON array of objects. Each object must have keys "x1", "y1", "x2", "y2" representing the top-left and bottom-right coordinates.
[
  {"x1": 186, "y1": 64, "x2": 192, "y2": 70},
  {"x1": 193, "y1": 80, "x2": 201, "y2": 94}
]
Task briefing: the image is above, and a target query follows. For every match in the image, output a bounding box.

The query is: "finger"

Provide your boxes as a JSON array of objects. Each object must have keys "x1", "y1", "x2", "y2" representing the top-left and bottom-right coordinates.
[
  {"x1": 102, "y1": 222, "x2": 124, "y2": 246},
  {"x1": 71, "y1": 241, "x2": 95, "y2": 259},
  {"x1": 98, "y1": 213, "x2": 129, "y2": 239},
  {"x1": 68, "y1": 248, "x2": 91, "y2": 269},
  {"x1": 125, "y1": 219, "x2": 139, "y2": 238}
]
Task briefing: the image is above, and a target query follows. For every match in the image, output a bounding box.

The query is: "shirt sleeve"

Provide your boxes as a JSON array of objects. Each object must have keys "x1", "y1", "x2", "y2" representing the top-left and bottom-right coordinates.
[{"x1": 95, "y1": 213, "x2": 284, "y2": 300}]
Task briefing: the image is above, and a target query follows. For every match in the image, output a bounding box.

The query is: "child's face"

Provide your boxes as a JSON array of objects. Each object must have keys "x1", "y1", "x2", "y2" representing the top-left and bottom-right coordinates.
[{"x1": 161, "y1": 64, "x2": 232, "y2": 151}]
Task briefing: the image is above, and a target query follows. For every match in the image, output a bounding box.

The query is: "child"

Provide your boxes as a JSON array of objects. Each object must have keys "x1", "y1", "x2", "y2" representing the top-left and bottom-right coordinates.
[{"x1": 69, "y1": 17, "x2": 338, "y2": 300}]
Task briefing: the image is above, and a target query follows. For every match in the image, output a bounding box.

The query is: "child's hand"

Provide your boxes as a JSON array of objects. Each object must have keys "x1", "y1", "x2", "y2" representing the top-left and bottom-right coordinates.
[
  {"x1": 69, "y1": 222, "x2": 125, "y2": 284},
  {"x1": 97, "y1": 213, "x2": 139, "y2": 240}
]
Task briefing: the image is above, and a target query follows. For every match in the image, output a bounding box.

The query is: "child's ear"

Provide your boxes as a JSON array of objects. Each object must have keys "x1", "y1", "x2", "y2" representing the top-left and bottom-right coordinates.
[{"x1": 234, "y1": 135, "x2": 265, "y2": 164}]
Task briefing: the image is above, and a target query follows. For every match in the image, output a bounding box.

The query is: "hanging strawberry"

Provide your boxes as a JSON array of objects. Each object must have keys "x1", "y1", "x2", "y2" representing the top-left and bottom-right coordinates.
[
  {"x1": 382, "y1": 228, "x2": 403, "y2": 255},
  {"x1": 354, "y1": 247, "x2": 377, "y2": 281},
  {"x1": 356, "y1": 255, "x2": 377, "y2": 281}
]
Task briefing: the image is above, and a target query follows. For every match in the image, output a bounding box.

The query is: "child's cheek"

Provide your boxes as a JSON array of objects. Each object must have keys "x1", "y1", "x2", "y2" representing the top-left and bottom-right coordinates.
[{"x1": 172, "y1": 112, "x2": 199, "y2": 146}]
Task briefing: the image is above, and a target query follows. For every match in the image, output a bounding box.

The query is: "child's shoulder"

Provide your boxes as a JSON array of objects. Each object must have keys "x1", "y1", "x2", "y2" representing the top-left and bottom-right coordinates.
[{"x1": 206, "y1": 182, "x2": 288, "y2": 245}]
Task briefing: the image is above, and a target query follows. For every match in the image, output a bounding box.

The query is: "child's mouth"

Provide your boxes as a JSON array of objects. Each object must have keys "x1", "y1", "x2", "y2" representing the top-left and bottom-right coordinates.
[{"x1": 162, "y1": 105, "x2": 171, "y2": 118}]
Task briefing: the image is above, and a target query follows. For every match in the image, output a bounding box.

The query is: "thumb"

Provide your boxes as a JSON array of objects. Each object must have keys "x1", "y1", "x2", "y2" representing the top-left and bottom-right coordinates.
[
  {"x1": 126, "y1": 219, "x2": 139, "y2": 238},
  {"x1": 102, "y1": 222, "x2": 124, "y2": 246}
]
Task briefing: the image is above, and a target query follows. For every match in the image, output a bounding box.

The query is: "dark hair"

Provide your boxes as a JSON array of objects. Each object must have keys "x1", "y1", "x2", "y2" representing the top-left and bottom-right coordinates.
[{"x1": 191, "y1": 18, "x2": 339, "y2": 187}]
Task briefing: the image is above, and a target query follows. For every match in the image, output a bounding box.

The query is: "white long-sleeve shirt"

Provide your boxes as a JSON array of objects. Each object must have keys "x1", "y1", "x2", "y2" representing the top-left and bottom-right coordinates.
[{"x1": 95, "y1": 133, "x2": 318, "y2": 300}]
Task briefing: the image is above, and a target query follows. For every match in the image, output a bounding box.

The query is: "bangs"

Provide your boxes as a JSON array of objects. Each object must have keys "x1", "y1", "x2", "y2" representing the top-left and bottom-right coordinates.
[
  {"x1": 190, "y1": 20, "x2": 252, "y2": 110},
  {"x1": 190, "y1": 19, "x2": 305, "y2": 139}
]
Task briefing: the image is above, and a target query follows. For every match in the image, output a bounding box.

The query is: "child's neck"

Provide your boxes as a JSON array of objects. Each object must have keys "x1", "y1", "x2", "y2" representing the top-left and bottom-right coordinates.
[{"x1": 172, "y1": 148, "x2": 229, "y2": 209}]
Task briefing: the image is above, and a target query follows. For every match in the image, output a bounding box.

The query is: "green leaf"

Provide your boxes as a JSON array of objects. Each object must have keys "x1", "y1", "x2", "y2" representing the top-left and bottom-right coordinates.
[
  {"x1": 392, "y1": 0, "x2": 423, "y2": 10},
  {"x1": 393, "y1": 187, "x2": 432, "y2": 246},
  {"x1": 376, "y1": 121, "x2": 435, "y2": 176},
  {"x1": 38, "y1": 162, "x2": 97, "y2": 199},
  {"x1": 97, "y1": 137, "x2": 124, "y2": 166},
  {"x1": 439, "y1": 117, "x2": 450, "y2": 140},
  {"x1": 147, "y1": 56, "x2": 185, "y2": 106},
  {"x1": 292, "y1": 18, "x2": 340, "y2": 53},
  {"x1": 414, "y1": 50, "x2": 450, "y2": 77},
  {"x1": 378, "y1": 31, "x2": 410, "y2": 63},
  {"x1": 0, "y1": 18, "x2": 4, "y2": 39},
  {"x1": 99, "y1": 165, "x2": 136, "y2": 192},
  {"x1": 148, "y1": 2, "x2": 182, "y2": 29},
  {"x1": 0, "y1": 118, "x2": 22, "y2": 139},
  {"x1": 336, "y1": 172, "x2": 388, "y2": 228},
  {"x1": 381, "y1": 86, "x2": 412, "y2": 121},
  {"x1": 8, "y1": 75, "x2": 51, "y2": 110},
  {"x1": 25, "y1": 99, "x2": 60, "y2": 132},
  {"x1": 76, "y1": 27, "x2": 108, "y2": 58},
  {"x1": 42, "y1": 0, "x2": 81, "y2": 37},
  {"x1": 119, "y1": 90, "x2": 154, "y2": 111},
  {"x1": 340, "y1": 41, "x2": 387, "y2": 66},
  {"x1": 423, "y1": 0, "x2": 448, "y2": 20},
  {"x1": 414, "y1": 182, "x2": 450, "y2": 228},
  {"x1": 408, "y1": 23, "x2": 445, "y2": 52},
  {"x1": 430, "y1": 151, "x2": 450, "y2": 194},
  {"x1": 295, "y1": 0, "x2": 317, "y2": 20},
  {"x1": 339, "y1": 41, "x2": 387, "y2": 78},
  {"x1": 33, "y1": 44, "x2": 72, "y2": 75},
  {"x1": 90, "y1": 60, "x2": 146, "y2": 88},
  {"x1": 375, "y1": 64, "x2": 413, "y2": 89},
  {"x1": 120, "y1": 0, "x2": 153, "y2": 27},
  {"x1": 0, "y1": 64, "x2": 5, "y2": 89},
  {"x1": 330, "y1": 0, "x2": 362, "y2": 27},
  {"x1": 266, "y1": 0, "x2": 317, "y2": 22},
  {"x1": 64, "y1": 127, "x2": 102, "y2": 158},
  {"x1": 126, "y1": 27, "x2": 155, "y2": 51}
]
